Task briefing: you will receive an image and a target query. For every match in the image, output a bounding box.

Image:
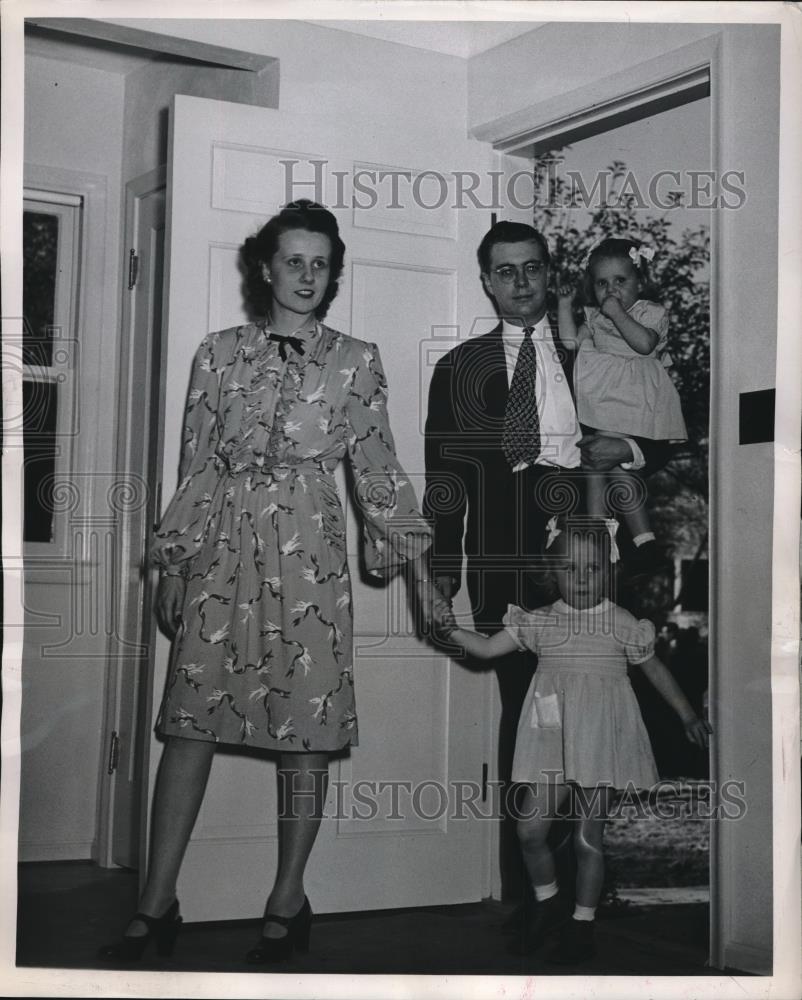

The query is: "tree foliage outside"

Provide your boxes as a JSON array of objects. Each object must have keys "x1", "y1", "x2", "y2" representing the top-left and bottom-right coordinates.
[{"x1": 533, "y1": 155, "x2": 711, "y2": 616}]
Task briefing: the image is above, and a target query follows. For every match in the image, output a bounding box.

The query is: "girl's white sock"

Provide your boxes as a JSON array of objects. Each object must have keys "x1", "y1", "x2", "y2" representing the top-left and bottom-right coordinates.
[
  {"x1": 533, "y1": 880, "x2": 559, "y2": 902},
  {"x1": 633, "y1": 531, "x2": 656, "y2": 548},
  {"x1": 573, "y1": 904, "x2": 596, "y2": 922}
]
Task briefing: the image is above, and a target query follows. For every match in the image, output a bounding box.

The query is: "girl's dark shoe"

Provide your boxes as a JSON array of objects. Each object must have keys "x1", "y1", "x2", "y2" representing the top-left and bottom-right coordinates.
[
  {"x1": 501, "y1": 897, "x2": 532, "y2": 935},
  {"x1": 547, "y1": 917, "x2": 596, "y2": 964},
  {"x1": 506, "y1": 893, "x2": 569, "y2": 955},
  {"x1": 245, "y1": 895, "x2": 312, "y2": 964},
  {"x1": 98, "y1": 899, "x2": 182, "y2": 962}
]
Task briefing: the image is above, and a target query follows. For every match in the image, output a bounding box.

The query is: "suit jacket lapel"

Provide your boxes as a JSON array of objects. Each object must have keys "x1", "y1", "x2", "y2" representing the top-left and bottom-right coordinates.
[{"x1": 482, "y1": 323, "x2": 509, "y2": 422}]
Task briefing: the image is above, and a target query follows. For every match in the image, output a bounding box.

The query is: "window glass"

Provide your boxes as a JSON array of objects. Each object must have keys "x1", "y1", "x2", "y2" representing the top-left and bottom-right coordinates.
[
  {"x1": 22, "y1": 379, "x2": 58, "y2": 543},
  {"x1": 22, "y1": 210, "x2": 59, "y2": 367}
]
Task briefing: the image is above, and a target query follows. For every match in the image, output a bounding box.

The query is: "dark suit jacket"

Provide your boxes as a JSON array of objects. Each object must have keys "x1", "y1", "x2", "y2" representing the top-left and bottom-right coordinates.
[{"x1": 423, "y1": 321, "x2": 667, "y2": 630}]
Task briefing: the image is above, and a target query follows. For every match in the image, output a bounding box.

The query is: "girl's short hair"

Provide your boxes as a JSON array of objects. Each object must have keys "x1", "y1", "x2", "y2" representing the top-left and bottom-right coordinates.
[
  {"x1": 581, "y1": 236, "x2": 658, "y2": 305},
  {"x1": 527, "y1": 515, "x2": 617, "y2": 605},
  {"x1": 240, "y1": 199, "x2": 346, "y2": 320}
]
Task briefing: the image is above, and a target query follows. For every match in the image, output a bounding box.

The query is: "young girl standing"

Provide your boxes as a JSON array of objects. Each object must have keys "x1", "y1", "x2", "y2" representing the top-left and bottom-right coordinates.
[
  {"x1": 437, "y1": 517, "x2": 711, "y2": 963},
  {"x1": 558, "y1": 237, "x2": 687, "y2": 572}
]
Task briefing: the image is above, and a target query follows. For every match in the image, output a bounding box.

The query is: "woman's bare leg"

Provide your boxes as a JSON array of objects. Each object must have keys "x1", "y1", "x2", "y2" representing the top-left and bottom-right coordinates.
[
  {"x1": 261, "y1": 751, "x2": 330, "y2": 938},
  {"x1": 126, "y1": 736, "x2": 217, "y2": 935}
]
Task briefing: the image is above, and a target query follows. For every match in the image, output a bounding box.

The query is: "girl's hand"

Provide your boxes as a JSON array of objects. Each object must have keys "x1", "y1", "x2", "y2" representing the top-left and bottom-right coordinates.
[
  {"x1": 600, "y1": 294, "x2": 625, "y2": 320},
  {"x1": 435, "y1": 605, "x2": 458, "y2": 639},
  {"x1": 682, "y1": 715, "x2": 713, "y2": 748},
  {"x1": 557, "y1": 283, "x2": 574, "y2": 304},
  {"x1": 157, "y1": 574, "x2": 186, "y2": 638}
]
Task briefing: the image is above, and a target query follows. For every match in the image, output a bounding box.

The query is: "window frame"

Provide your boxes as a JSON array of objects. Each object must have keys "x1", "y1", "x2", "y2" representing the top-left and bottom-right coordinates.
[{"x1": 22, "y1": 189, "x2": 82, "y2": 555}]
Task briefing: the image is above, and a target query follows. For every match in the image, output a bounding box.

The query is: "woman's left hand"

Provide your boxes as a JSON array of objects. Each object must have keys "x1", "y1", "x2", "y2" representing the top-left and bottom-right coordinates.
[{"x1": 413, "y1": 579, "x2": 451, "y2": 632}]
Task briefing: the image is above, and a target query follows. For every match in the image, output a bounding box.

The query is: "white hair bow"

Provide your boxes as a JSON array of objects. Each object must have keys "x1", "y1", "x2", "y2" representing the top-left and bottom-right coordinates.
[
  {"x1": 545, "y1": 516, "x2": 562, "y2": 550},
  {"x1": 604, "y1": 518, "x2": 621, "y2": 563},
  {"x1": 544, "y1": 515, "x2": 620, "y2": 563},
  {"x1": 629, "y1": 245, "x2": 655, "y2": 265}
]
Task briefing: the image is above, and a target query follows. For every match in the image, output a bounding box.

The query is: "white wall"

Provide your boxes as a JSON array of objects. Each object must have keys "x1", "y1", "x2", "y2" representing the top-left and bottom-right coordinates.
[
  {"x1": 466, "y1": 22, "x2": 781, "y2": 973},
  {"x1": 122, "y1": 58, "x2": 279, "y2": 184},
  {"x1": 468, "y1": 22, "x2": 721, "y2": 128},
  {"x1": 111, "y1": 19, "x2": 473, "y2": 160},
  {"x1": 21, "y1": 53, "x2": 125, "y2": 859}
]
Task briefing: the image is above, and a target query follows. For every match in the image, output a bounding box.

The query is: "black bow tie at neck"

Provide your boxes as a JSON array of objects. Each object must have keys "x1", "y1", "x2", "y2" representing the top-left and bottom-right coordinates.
[{"x1": 268, "y1": 331, "x2": 306, "y2": 361}]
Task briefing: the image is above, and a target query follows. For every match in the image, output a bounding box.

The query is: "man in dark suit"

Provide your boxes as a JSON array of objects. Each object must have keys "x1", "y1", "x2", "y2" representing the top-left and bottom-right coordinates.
[{"x1": 423, "y1": 221, "x2": 665, "y2": 932}]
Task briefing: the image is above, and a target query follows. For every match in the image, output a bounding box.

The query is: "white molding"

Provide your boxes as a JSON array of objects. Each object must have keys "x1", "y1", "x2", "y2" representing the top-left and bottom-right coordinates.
[
  {"x1": 723, "y1": 940, "x2": 773, "y2": 976},
  {"x1": 18, "y1": 839, "x2": 95, "y2": 863},
  {"x1": 471, "y1": 34, "x2": 719, "y2": 155},
  {"x1": 26, "y1": 18, "x2": 277, "y2": 75}
]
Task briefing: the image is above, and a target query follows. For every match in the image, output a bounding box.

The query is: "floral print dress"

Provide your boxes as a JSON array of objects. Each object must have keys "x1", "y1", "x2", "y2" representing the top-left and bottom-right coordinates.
[{"x1": 151, "y1": 322, "x2": 431, "y2": 751}]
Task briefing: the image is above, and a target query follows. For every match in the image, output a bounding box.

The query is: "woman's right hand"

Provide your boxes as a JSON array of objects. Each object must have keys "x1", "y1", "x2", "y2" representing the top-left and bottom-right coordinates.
[{"x1": 156, "y1": 575, "x2": 186, "y2": 638}]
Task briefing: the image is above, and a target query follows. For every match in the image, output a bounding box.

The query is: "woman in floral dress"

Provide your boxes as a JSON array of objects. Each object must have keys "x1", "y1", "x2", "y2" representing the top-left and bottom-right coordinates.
[{"x1": 100, "y1": 200, "x2": 439, "y2": 965}]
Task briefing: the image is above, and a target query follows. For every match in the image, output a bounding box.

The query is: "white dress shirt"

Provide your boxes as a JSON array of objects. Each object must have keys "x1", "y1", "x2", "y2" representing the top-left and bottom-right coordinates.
[{"x1": 500, "y1": 317, "x2": 644, "y2": 472}]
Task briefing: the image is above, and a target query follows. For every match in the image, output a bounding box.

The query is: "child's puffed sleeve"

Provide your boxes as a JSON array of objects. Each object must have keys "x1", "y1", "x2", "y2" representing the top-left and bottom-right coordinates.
[
  {"x1": 502, "y1": 604, "x2": 538, "y2": 653},
  {"x1": 623, "y1": 617, "x2": 657, "y2": 665},
  {"x1": 345, "y1": 341, "x2": 432, "y2": 578},
  {"x1": 149, "y1": 333, "x2": 223, "y2": 572}
]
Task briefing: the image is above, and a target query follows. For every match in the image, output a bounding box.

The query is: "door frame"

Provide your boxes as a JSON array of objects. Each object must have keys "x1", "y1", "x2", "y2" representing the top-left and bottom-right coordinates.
[
  {"x1": 471, "y1": 30, "x2": 776, "y2": 974},
  {"x1": 96, "y1": 166, "x2": 166, "y2": 868}
]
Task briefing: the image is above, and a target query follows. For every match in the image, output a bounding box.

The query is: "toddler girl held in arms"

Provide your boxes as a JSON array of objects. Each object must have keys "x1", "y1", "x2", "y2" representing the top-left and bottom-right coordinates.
[
  {"x1": 437, "y1": 516, "x2": 710, "y2": 963},
  {"x1": 559, "y1": 238, "x2": 687, "y2": 572}
]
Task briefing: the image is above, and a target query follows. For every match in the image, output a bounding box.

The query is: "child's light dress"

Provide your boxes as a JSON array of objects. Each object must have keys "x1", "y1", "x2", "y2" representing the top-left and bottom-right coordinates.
[
  {"x1": 505, "y1": 599, "x2": 660, "y2": 789},
  {"x1": 574, "y1": 299, "x2": 687, "y2": 441}
]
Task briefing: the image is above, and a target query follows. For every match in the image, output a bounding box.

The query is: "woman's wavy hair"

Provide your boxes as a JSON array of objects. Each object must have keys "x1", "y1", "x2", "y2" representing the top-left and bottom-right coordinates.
[
  {"x1": 527, "y1": 514, "x2": 618, "y2": 606},
  {"x1": 240, "y1": 199, "x2": 346, "y2": 320},
  {"x1": 580, "y1": 236, "x2": 659, "y2": 307}
]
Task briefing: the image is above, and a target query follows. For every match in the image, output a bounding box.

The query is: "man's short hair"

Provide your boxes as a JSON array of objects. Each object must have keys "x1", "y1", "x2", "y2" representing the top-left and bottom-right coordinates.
[{"x1": 477, "y1": 221, "x2": 551, "y2": 274}]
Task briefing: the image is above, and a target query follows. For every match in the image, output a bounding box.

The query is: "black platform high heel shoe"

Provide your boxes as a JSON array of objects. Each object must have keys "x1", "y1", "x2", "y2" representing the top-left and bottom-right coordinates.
[
  {"x1": 245, "y1": 896, "x2": 312, "y2": 964},
  {"x1": 98, "y1": 899, "x2": 182, "y2": 962}
]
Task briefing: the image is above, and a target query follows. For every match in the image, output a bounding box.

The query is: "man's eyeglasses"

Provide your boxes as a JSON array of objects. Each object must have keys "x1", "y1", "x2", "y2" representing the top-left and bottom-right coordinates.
[{"x1": 491, "y1": 262, "x2": 545, "y2": 284}]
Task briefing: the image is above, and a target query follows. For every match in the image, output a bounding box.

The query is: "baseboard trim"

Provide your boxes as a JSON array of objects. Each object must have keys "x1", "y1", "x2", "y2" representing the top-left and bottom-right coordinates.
[
  {"x1": 722, "y1": 939, "x2": 772, "y2": 975},
  {"x1": 18, "y1": 841, "x2": 95, "y2": 863}
]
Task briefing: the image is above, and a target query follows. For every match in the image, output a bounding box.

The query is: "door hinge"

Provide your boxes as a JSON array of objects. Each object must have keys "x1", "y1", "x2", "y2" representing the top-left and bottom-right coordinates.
[
  {"x1": 153, "y1": 481, "x2": 162, "y2": 533},
  {"x1": 481, "y1": 761, "x2": 488, "y2": 803},
  {"x1": 107, "y1": 731, "x2": 121, "y2": 774},
  {"x1": 128, "y1": 249, "x2": 140, "y2": 290}
]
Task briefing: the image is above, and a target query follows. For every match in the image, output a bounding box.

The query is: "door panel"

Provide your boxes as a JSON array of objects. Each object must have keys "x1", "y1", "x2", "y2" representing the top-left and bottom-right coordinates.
[{"x1": 151, "y1": 95, "x2": 489, "y2": 919}]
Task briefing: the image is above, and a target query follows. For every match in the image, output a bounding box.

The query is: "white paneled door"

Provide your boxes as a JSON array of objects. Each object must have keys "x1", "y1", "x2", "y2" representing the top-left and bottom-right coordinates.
[{"x1": 148, "y1": 95, "x2": 489, "y2": 920}]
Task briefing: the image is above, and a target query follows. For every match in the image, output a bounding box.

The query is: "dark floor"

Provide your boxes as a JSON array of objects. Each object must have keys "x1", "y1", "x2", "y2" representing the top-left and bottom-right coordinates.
[{"x1": 17, "y1": 861, "x2": 715, "y2": 976}]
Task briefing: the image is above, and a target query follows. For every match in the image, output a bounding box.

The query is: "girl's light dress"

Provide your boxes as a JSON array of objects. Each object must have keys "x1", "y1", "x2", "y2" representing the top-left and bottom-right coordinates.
[
  {"x1": 150, "y1": 322, "x2": 431, "y2": 752},
  {"x1": 504, "y1": 599, "x2": 660, "y2": 789},
  {"x1": 574, "y1": 299, "x2": 687, "y2": 441}
]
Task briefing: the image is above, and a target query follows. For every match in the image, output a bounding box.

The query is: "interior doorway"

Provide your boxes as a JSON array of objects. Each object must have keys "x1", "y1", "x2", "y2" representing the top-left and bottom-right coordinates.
[
  {"x1": 97, "y1": 170, "x2": 167, "y2": 869},
  {"x1": 532, "y1": 96, "x2": 712, "y2": 904},
  {"x1": 488, "y1": 67, "x2": 724, "y2": 958}
]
